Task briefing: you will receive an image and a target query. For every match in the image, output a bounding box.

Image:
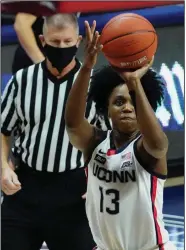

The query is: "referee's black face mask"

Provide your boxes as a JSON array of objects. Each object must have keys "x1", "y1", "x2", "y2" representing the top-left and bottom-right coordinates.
[{"x1": 44, "y1": 44, "x2": 78, "y2": 73}]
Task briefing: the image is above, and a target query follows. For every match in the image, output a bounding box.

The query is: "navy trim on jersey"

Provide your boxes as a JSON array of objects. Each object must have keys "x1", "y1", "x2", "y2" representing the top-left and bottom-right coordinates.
[
  {"x1": 109, "y1": 130, "x2": 141, "y2": 154},
  {"x1": 133, "y1": 139, "x2": 167, "y2": 180}
]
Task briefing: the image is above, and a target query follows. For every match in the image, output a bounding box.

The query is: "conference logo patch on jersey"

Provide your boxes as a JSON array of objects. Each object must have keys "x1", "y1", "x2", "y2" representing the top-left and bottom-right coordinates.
[
  {"x1": 121, "y1": 161, "x2": 132, "y2": 169},
  {"x1": 94, "y1": 154, "x2": 106, "y2": 165}
]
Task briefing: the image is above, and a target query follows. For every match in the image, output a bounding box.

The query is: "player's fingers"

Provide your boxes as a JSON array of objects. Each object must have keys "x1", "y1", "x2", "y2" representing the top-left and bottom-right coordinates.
[
  {"x1": 89, "y1": 32, "x2": 102, "y2": 55},
  {"x1": 93, "y1": 32, "x2": 100, "y2": 46},
  {"x1": 97, "y1": 44, "x2": 103, "y2": 52},
  {"x1": 142, "y1": 56, "x2": 154, "y2": 70},
  {"x1": 90, "y1": 20, "x2": 96, "y2": 36},
  {"x1": 141, "y1": 62, "x2": 152, "y2": 73},
  {"x1": 149, "y1": 56, "x2": 154, "y2": 67},
  {"x1": 96, "y1": 35, "x2": 103, "y2": 52},
  {"x1": 85, "y1": 21, "x2": 92, "y2": 43}
]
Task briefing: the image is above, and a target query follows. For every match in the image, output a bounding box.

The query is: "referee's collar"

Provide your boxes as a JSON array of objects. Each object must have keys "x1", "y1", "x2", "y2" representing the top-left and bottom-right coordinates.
[{"x1": 41, "y1": 58, "x2": 81, "y2": 84}]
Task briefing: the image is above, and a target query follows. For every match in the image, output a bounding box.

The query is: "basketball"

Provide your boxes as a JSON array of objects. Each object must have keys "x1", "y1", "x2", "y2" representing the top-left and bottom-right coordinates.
[{"x1": 100, "y1": 13, "x2": 158, "y2": 69}]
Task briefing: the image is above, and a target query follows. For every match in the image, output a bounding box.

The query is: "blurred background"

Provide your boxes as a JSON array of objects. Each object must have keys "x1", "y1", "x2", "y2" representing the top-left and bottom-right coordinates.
[{"x1": 1, "y1": 1, "x2": 184, "y2": 250}]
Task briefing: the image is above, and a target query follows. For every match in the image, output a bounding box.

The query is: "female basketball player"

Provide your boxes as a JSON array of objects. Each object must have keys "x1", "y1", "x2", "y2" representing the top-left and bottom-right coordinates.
[{"x1": 65, "y1": 21, "x2": 176, "y2": 250}]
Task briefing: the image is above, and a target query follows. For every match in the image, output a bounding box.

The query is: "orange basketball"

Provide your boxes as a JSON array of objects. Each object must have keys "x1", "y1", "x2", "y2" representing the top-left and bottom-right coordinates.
[{"x1": 100, "y1": 13, "x2": 158, "y2": 69}]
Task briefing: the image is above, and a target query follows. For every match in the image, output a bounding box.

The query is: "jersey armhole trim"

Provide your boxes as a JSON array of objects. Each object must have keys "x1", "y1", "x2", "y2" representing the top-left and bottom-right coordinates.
[{"x1": 133, "y1": 139, "x2": 167, "y2": 180}]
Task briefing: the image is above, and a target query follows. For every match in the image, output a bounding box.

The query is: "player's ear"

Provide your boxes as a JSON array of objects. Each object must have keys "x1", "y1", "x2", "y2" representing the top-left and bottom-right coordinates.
[{"x1": 39, "y1": 34, "x2": 45, "y2": 47}]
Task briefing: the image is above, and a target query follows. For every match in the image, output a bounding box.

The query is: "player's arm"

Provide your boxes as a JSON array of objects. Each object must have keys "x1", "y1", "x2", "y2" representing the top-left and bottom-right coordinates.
[
  {"x1": 65, "y1": 20, "x2": 103, "y2": 157},
  {"x1": 14, "y1": 13, "x2": 45, "y2": 64},
  {"x1": 65, "y1": 66, "x2": 96, "y2": 154},
  {"x1": 120, "y1": 60, "x2": 168, "y2": 175}
]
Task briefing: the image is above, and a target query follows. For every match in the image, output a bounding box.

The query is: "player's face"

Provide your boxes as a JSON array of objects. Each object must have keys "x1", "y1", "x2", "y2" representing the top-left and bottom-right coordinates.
[
  {"x1": 40, "y1": 25, "x2": 81, "y2": 48},
  {"x1": 108, "y1": 84, "x2": 138, "y2": 133}
]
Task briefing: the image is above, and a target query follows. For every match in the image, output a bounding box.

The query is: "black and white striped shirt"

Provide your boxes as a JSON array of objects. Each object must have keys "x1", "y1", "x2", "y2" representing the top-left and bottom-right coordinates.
[{"x1": 1, "y1": 60, "x2": 109, "y2": 173}]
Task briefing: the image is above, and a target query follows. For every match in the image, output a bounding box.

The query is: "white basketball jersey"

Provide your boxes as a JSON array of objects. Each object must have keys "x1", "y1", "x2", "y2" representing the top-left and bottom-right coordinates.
[{"x1": 86, "y1": 131, "x2": 169, "y2": 250}]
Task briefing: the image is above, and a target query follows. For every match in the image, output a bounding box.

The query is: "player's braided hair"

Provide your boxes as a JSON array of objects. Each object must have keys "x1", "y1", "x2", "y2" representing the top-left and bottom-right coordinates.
[{"x1": 87, "y1": 65, "x2": 165, "y2": 117}]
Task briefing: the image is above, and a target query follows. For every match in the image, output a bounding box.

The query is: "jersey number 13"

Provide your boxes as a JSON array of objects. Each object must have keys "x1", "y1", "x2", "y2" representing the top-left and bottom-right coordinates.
[{"x1": 99, "y1": 186, "x2": 120, "y2": 215}]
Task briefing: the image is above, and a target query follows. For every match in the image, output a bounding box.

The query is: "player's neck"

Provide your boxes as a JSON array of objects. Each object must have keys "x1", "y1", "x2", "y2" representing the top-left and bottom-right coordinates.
[
  {"x1": 46, "y1": 59, "x2": 76, "y2": 79},
  {"x1": 112, "y1": 129, "x2": 139, "y2": 149}
]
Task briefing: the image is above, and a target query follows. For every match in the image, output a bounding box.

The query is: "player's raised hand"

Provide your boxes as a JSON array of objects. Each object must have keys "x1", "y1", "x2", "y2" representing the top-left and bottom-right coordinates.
[
  {"x1": 120, "y1": 57, "x2": 154, "y2": 82},
  {"x1": 120, "y1": 57, "x2": 154, "y2": 81},
  {"x1": 114, "y1": 57, "x2": 154, "y2": 90},
  {"x1": 83, "y1": 20, "x2": 103, "y2": 69}
]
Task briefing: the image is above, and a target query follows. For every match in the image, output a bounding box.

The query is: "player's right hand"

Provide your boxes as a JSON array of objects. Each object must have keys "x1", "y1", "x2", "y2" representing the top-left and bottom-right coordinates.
[
  {"x1": 83, "y1": 20, "x2": 103, "y2": 69},
  {"x1": 1, "y1": 162, "x2": 21, "y2": 195}
]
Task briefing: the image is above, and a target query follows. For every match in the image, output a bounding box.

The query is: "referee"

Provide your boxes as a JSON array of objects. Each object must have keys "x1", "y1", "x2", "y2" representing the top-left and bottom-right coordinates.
[{"x1": 1, "y1": 13, "x2": 101, "y2": 250}]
